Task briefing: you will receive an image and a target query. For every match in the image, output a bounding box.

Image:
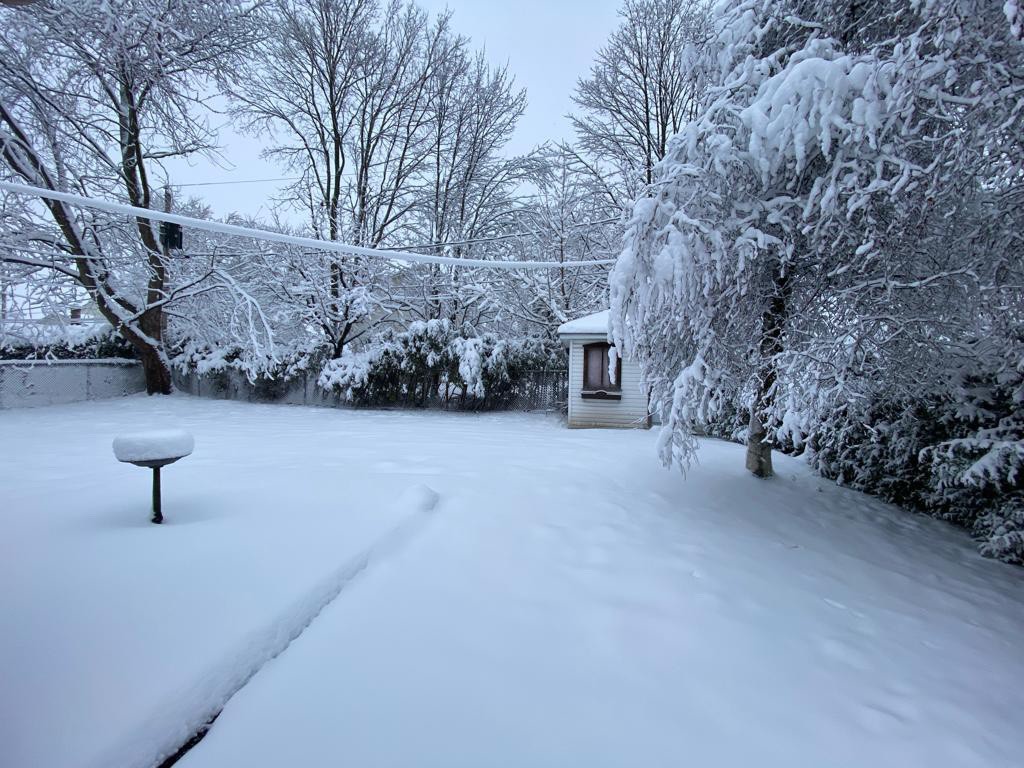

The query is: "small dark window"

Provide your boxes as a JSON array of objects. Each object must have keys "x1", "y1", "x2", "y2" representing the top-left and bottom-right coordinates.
[{"x1": 582, "y1": 342, "x2": 621, "y2": 399}]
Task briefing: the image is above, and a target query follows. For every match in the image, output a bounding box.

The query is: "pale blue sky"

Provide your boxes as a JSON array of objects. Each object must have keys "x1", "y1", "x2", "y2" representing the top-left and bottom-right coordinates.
[{"x1": 165, "y1": 0, "x2": 623, "y2": 220}]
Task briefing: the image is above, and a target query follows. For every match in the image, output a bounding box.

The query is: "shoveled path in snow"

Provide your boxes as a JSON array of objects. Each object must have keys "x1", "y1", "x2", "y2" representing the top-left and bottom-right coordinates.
[
  {"x1": 1, "y1": 397, "x2": 442, "y2": 768},
  {"x1": 180, "y1": 420, "x2": 1024, "y2": 766}
]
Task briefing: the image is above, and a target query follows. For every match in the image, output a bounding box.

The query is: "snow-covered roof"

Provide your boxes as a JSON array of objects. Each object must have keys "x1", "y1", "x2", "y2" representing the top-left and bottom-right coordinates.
[{"x1": 557, "y1": 309, "x2": 610, "y2": 336}]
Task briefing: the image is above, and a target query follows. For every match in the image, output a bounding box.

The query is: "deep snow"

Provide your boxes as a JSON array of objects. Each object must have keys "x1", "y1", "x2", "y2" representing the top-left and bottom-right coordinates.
[
  {"x1": 1, "y1": 396, "x2": 432, "y2": 768},
  {"x1": 2, "y1": 395, "x2": 1023, "y2": 768}
]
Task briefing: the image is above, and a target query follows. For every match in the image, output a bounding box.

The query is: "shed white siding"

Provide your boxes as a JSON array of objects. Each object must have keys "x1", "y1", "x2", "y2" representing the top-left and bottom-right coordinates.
[{"x1": 566, "y1": 336, "x2": 650, "y2": 429}]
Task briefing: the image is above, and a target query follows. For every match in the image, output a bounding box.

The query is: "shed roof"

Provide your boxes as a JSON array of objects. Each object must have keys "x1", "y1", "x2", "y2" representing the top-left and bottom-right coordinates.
[{"x1": 557, "y1": 309, "x2": 610, "y2": 336}]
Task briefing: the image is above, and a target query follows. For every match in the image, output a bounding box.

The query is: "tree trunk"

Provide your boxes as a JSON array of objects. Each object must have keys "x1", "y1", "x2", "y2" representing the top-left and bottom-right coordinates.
[
  {"x1": 745, "y1": 407, "x2": 773, "y2": 478},
  {"x1": 746, "y1": 268, "x2": 790, "y2": 478},
  {"x1": 132, "y1": 304, "x2": 172, "y2": 395},
  {"x1": 137, "y1": 343, "x2": 173, "y2": 395},
  {"x1": 81, "y1": 291, "x2": 171, "y2": 396}
]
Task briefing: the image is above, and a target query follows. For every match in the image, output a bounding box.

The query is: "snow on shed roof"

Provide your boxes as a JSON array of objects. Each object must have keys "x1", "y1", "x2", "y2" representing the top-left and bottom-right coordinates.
[{"x1": 557, "y1": 309, "x2": 610, "y2": 336}]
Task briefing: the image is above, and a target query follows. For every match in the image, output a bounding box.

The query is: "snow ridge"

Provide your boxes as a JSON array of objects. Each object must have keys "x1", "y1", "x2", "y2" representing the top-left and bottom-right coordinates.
[{"x1": 91, "y1": 485, "x2": 441, "y2": 768}]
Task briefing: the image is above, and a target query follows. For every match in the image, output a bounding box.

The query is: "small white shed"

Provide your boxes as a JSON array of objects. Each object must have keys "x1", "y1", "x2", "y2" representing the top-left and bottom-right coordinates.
[{"x1": 557, "y1": 309, "x2": 650, "y2": 429}]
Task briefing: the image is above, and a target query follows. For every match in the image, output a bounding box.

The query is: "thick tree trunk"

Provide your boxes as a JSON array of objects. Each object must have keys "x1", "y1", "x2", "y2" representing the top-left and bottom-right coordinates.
[
  {"x1": 137, "y1": 344, "x2": 173, "y2": 395},
  {"x1": 133, "y1": 305, "x2": 172, "y2": 395},
  {"x1": 81, "y1": 293, "x2": 172, "y2": 395}
]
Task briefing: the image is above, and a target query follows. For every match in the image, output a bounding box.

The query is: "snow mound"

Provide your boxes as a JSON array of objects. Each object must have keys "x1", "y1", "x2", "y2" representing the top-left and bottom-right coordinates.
[
  {"x1": 400, "y1": 484, "x2": 440, "y2": 513},
  {"x1": 113, "y1": 430, "x2": 194, "y2": 463}
]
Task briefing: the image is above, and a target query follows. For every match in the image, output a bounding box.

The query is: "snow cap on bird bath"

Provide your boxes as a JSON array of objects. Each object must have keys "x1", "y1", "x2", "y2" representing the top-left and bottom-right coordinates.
[{"x1": 113, "y1": 430, "x2": 194, "y2": 524}]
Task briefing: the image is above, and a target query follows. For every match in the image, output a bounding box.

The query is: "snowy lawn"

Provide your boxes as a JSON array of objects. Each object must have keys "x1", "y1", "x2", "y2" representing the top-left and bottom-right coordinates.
[{"x1": 2, "y1": 396, "x2": 1023, "y2": 768}]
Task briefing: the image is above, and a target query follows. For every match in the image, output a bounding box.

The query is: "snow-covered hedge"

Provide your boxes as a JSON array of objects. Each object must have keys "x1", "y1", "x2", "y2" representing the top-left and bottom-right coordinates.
[
  {"x1": 681, "y1": 367, "x2": 1024, "y2": 565},
  {"x1": 0, "y1": 325, "x2": 135, "y2": 361},
  {"x1": 809, "y1": 357, "x2": 1024, "y2": 565},
  {"x1": 170, "y1": 338, "x2": 328, "y2": 400},
  {"x1": 170, "y1": 323, "x2": 562, "y2": 410},
  {"x1": 318, "y1": 320, "x2": 561, "y2": 410}
]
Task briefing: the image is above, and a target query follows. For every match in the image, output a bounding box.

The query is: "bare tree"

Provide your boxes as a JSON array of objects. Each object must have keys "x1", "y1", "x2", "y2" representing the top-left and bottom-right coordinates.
[
  {"x1": 226, "y1": 0, "x2": 378, "y2": 357},
  {"x1": 228, "y1": 0, "x2": 532, "y2": 355},
  {"x1": 408, "y1": 42, "x2": 532, "y2": 326},
  {"x1": 571, "y1": 0, "x2": 710, "y2": 197},
  {"x1": 229, "y1": 0, "x2": 456, "y2": 357},
  {"x1": 0, "y1": 0, "x2": 259, "y2": 392},
  {"x1": 344, "y1": 2, "x2": 444, "y2": 248},
  {"x1": 494, "y1": 147, "x2": 617, "y2": 338}
]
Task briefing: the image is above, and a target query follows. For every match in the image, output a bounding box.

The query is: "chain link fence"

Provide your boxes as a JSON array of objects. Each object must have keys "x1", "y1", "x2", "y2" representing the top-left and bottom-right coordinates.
[
  {"x1": 172, "y1": 368, "x2": 568, "y2": 414},
  {"x1": 0, "y1": 359, "x2": 145, "y2": 409},
  {"x1": 0, "y1": 358, "x2": 566, "y2": 413},
  {"x1": 505, "y1": 370, "x2": 569, "y2": 413}
]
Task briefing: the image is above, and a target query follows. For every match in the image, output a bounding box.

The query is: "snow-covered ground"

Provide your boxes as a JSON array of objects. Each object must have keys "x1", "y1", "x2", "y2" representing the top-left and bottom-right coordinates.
[{"x1": 2, "y1": 396, "x2": 1023, "y2": 768}]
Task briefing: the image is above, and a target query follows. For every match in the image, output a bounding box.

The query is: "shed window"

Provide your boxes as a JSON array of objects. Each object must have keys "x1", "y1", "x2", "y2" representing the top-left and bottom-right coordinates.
[{"x1": 582, "y1": 342, "x2": 621, "y2": 399}]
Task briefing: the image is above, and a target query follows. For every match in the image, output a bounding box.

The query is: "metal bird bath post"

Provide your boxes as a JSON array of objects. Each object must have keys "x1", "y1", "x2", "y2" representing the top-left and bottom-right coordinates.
[
  {"x1": 113, "y1": 431, "x2": 194, "y2": 524},
  {"x1": 131, "y1": 456, "x2": 182, "y2": 523}
]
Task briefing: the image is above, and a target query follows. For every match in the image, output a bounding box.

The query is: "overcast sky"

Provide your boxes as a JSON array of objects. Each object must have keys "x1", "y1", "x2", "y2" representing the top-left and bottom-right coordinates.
[{"x1": 164, "y1": 0, "x2": 623, "y2": 221}]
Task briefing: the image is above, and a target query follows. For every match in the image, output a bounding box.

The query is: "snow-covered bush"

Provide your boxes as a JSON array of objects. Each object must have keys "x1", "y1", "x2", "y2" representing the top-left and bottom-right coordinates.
[
  {"x1": 170, "y1": 338, "x2": 329, "y2": 400},
  {"x1": 318, "y1": 320, "x2": 454, "y2": 407},
  {"x1": 925, "y1": 359, "x2": 1024, "y2": 564},
  {"x1": 810, "y1": 347, "x2": 1024, "y2": 564},
  {"x1": 974, "y1": 500, "x2": 1024, "y2": 565},
  {"x1": 0, "y1": 325, "x2": 135, "y2": 361},
  {"x1": 318, "y1": 321, "x2": 560, "y2": 409},
  {"x1": 811, "y1": 395, "x2": 944, "y2": 507}
]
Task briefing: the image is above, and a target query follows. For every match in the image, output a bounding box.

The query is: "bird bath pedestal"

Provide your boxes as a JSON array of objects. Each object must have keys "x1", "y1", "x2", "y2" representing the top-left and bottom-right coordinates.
[{"x1": 113, "y1": 430, "x2": 195, "y2": 524}]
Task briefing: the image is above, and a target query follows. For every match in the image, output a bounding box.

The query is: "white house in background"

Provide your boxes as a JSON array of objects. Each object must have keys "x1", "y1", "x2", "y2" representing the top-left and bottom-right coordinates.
[{"x1": 557, "y1": 309, "x2": 650, "y2": 429}]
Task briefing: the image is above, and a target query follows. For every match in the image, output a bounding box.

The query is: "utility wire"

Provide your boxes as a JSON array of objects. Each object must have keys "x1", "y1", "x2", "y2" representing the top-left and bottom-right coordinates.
[
  {"x1": 165, "y1": 180, "x2": 624, "y2": 251},
  {"x1": 0, "y1": 181, "x2": 616, "y2": 270},
  {"x1": 171, "y1": 176, "x2": 301, "y2": 188},
  {"x1": 386, "y1": 216, "x2": 622, "y2": 251}
]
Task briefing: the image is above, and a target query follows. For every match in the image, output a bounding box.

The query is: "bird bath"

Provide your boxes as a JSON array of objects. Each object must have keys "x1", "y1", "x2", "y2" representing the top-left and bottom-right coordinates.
[{"x1": 113, "y1": 430, "x2": 194, "y2": 524}]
